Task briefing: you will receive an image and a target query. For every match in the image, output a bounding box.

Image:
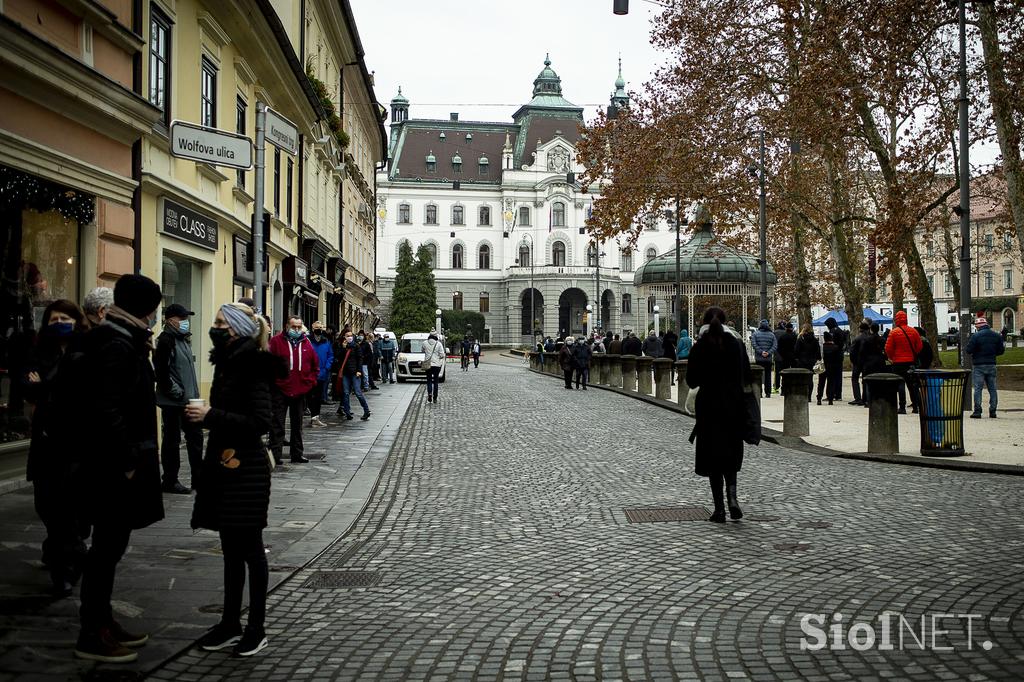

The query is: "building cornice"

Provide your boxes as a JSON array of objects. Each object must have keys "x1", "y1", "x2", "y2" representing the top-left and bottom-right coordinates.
[{"x1": 57, "y1": 0, "x2": 146, "y2": 53}]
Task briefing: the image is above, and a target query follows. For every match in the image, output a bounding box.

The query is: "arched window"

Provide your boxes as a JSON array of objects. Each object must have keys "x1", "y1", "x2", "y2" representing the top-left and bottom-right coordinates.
[
  {"x1": 422, "y1": 243, "x2": 437, "y2": 267},
  {"x1": 478, "y1": 205, "x2": 491, "y2": 226},
  {"x1": 453, "y1": 291, "x2": 463, "y2": 310},
  {"x1": 621, "y1": 249, "x2": 633, "y2": 272},
  {"x1": 552, "y1": 241, "x2": 566, "y2": 266},
  {"x1": 552, "y1": 201, "x2": 566, "y2": 227},
  {"x1": 478, "y1": 244, "x2": 491, "y2": 269},
  {"x1": 587, "y1": 244, "x2": 597, "y2": 267},
  {"x1": 452, "y1": 205, "x2": 464, "y2": 225},
  {"x1": 452, "y1": 243, "x2": 464, "y2": 269},
  {"x1": 396, "y1": 239, "x2": 411, "y2": 265},
  {"x1": 479, "y1": 292, "x2": 490, "y2": 313},
  {"x1": 398, "y1": 203, "x2": 410, "y2": 224},
  {"x1": 518, "y1": 244, "x2": 530, "y2": 267},
  {"x1": 646, "y1": 247, "x2": 657, "y2": 262}
]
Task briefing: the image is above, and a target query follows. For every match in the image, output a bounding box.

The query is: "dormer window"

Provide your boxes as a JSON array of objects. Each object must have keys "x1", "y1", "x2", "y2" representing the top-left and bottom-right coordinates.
[
  {"x1": 478, "y1": 156, "x2": 489, "y2": 176},
  {"x1": 466, "y1": 133, "x2": 473, "y2": 141},
  {"x1": 425, "y1": 150, "x2": 436, "y2": 173},
  {"x1": 439, "y1": 131, "x2": 446, "y2": 140},
  {"x1": 452, "y1": 152, "x2": 462, "y2": 174}
]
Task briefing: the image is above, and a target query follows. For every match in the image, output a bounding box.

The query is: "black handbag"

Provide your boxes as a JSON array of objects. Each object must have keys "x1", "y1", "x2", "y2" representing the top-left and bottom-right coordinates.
[{"x1": 742, "y1": 384, "x2": 762, "y2": 445}]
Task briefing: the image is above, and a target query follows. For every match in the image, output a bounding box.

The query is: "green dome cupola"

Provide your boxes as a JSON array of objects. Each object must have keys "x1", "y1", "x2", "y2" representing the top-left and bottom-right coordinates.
[{"x1": 532, "y1": 54, "x2": 563, "y2": 97}]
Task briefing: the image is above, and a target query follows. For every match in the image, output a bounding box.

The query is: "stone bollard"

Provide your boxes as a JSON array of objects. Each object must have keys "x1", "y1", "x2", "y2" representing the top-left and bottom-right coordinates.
[
  {"x1": 528, "y1": 352, "x2": 540, "y2": 371},
  {"x1": 674, "y1": 360, "x2": 689, "y2": 408},
  {"x1": 620, "y1": 355, "x2": 638, "y2": 392},
  {"x1": 781, "y1": 368, "x2": 813, "y2": 437},
  {"x1": 592, "y1": 354, "x2": 606, "y2": 386},
  {"x1": 636, "y1": 356, "x2": 654, "y2": 395},
  {"x1": 543, "y1": 352, "x2": 557, "y2": 375},
  {"x1": 750, "y1": 364, "x2": 764, "y2": 401},
  {"x1": 864, "y1": 373, "x2": 902, "y2": 454},
  {"x1": 605, "y1": 354, "x2": 622, "y2": 388},
  {"x1": 653, "y1": 358, "x2": 673, "y2": 400},
  {"x1": 1013, "y1": 335, "x2": 1019, "y2": 349}
]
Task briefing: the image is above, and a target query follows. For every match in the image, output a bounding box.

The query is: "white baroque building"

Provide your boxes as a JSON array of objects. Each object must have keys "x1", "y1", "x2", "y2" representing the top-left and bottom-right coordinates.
[{"x1": 375, "y1": 57, "x2": 683, "y2": 344}]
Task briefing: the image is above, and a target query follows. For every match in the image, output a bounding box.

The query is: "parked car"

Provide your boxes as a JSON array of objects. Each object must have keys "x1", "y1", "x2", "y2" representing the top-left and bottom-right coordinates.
[{"x1": 396, "y1": 332, "x2": 447, "y2": 383}]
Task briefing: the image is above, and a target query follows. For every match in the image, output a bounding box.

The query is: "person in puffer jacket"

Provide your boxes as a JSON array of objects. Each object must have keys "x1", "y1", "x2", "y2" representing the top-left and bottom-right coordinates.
[
  {"x1": 966, "y1": 315, "x2": 1005, "y2": 418},
  {"x1": 884, "y1": 310, "x2": 922, "y2": 414},
  {"x1": 750, "y1": 319, "x2": 778, "y2": 398},
  {"x1": 267, "y1": 316, "x2": 318, "y2": 464}
]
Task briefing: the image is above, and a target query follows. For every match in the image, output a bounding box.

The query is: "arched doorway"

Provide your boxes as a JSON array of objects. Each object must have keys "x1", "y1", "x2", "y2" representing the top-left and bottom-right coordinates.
[
  {"x1": 558, "y1": 287, "x2": 588, "y2": 337},
  {"x1": 601, "y1": 289, "x2": 615, "y2": 333},
  {"x1": 520, "y1": 288, "x2": 544, "y2": 335},
  {"x1": 1003, "y1": 307, "x2": 1016, "y2": 333}
]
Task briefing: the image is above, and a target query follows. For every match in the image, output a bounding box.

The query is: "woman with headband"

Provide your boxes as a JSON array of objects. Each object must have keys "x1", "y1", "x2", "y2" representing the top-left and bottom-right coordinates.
[{"x1": 186, "y1": 302, "x2": 280, "y2": 657}]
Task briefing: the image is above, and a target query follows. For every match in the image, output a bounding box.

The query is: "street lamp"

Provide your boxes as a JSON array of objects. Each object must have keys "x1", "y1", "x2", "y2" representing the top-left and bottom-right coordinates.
[
  {"x1": 955, "y1": 0, "x2": 974, "y2": 412},
  {"x1": 585, "y1": 303, "x2": 593, "y2": 338},
  {"x1": 435, "y1": 308, "x2": 442, "y2": 338},
  {"x1": 653, "y1": 304, "x2": 660, "y2": 335},
  {"x1": 613, "y1": 0, "x2": 628, "y2": 14}
]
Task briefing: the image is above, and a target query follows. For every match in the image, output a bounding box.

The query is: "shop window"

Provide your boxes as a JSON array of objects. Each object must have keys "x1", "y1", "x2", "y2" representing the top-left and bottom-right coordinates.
[{"x1": 162, "y1": 253, "x2": 201, "y2": 319}]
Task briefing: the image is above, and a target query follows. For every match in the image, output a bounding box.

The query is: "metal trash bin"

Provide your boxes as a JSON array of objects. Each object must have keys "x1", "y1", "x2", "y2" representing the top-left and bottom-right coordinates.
[{"x1": 912, "y1": 369, "x2": 969, "y2": 457}]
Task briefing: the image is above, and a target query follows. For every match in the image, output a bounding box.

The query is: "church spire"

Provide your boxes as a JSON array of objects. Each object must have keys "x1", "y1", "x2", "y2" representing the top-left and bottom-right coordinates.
[{"x1": 609, "y1": 55, "x2": 629, "y2": 116}]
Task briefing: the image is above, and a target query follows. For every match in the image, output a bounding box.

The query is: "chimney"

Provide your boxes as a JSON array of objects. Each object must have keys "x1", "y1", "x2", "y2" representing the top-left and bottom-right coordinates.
[{"x1": 450, "y1": 112, "x2": 459, "y2": 121}]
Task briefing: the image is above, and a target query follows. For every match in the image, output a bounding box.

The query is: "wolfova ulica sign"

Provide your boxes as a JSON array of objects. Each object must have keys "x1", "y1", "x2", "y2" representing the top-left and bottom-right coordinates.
[{"x1": 162, "y1": 199, "x2": 218, "y2": 251}]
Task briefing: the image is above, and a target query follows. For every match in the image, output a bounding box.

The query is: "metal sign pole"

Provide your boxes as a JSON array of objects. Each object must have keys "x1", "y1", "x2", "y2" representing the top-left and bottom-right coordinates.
[{"x1": 253, "y1": 102, "x2": 266, "y2": 313}]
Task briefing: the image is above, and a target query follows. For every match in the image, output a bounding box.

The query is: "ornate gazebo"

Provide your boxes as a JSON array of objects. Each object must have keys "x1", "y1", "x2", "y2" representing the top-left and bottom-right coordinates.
[{"x1": 633, "y1": 207, "x2": 778, "y2": 335}]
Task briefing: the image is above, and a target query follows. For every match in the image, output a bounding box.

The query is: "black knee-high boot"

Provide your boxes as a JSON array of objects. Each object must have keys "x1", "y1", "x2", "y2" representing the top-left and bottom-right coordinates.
[
  {"x1": 725, "y1": 472, "x2": 742, "y2": 520},
  {"x1": 709, "y1": 474, "x2": 726, "y2": 523}
]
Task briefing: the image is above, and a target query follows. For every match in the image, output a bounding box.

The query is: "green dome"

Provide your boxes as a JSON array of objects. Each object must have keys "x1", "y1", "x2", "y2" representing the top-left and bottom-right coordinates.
[
  {"x1": 391, "y1": 86, "x2": 408, "y2": 105},
  {"x1": 633, "y1": 220, "x2": 778, "y2": 286},
  {"x1": 533, "y1": 53, "x2": 563, "y2": 97}
]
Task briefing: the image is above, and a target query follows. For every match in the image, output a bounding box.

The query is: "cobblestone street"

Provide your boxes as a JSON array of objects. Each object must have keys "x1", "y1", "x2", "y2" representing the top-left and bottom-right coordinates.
[{"x1": 152, "y1": 357, "x2": 1024, "y2": 681}]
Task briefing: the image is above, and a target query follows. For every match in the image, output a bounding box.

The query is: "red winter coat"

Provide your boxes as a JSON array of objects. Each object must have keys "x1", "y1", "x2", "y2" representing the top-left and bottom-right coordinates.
[
  {"x1": 884, "y1": 311, "x2": 922, "y2": 364},
  {"x1": 267, "y1": 333, "x2": 319, "y2": 397}
]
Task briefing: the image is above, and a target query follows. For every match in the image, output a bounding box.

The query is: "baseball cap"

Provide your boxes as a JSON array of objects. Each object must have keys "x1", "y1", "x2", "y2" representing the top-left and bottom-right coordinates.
[{"x1": 164, "y1": 303, "x2": 195, "y2": 319}]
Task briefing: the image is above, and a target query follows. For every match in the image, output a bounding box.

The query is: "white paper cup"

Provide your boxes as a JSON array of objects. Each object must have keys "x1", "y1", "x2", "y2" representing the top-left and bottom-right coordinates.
[{"x1": 188, "y1": 399, "x2": 206, "y2": 407}]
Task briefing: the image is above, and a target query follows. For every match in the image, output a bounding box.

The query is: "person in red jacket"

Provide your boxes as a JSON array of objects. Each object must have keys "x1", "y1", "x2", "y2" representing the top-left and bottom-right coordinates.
[
  {"x1": 267, "y1": 315, "x2": 318, "y2": 464},
  {"x1": 884, "y1": 310, "x2": 923, "y2": 414}
]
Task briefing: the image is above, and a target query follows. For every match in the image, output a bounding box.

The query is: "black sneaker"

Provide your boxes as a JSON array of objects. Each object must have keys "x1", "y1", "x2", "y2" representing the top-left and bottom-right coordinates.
[
  {"x1": 360, "y1": 412, "x2": 371, "y2": 421},
  {"x1": 162, "y1": 481, "x2": 191, "y2": 495},
  {"x1": 74, "y1": 627, "x2": 138, "y2": 663},
  {"x1": 197, "y1": 622, "x2": 242, "y2": 651},
  {"x1": 232, "y1": 627, "x2": 268, "y2": 657}
]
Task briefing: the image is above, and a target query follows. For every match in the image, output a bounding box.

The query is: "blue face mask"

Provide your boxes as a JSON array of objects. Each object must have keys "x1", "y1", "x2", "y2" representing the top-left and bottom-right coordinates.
[
  {"x1": 287, "y1": 329, "x2": 303, "y2": 340},
  {"x1": 178, "y1": 319, "x2": 190, "y2": 334},
  {"x1": 50, "y1": 321, "x2": 74, "y2": 337}
]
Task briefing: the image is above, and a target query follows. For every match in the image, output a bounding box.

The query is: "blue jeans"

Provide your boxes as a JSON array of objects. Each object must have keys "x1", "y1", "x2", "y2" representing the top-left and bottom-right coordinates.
[
  {"x1": 972, "y1": 364, "x2": 998, "y2": 415},
  {"x1": 341, "y1": 374, "x2": 369, "y2": 416},
  {"x1": 361, "y1": 365, "x2": 370, "y2": 390}
]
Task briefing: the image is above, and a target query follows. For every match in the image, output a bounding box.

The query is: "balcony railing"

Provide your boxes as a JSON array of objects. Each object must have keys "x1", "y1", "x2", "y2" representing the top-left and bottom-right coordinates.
[{"x1": 506, "y1": 264, "x2": 620, "y2": 277}]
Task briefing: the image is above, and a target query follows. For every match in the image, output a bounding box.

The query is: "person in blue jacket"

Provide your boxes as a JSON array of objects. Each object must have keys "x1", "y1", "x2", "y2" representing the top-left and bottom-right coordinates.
[
  {"x1": 966, "y1": 315, "x2": 1005, "y2": 418},
  {"x1": 676, "y1": 329, "x2": 692, "y2": 360},
  {"x1": 750, "y1": 319, "x2": 778, "y2": 398},
  {"x1": 308, "y1": 322, "x2": 333, "y2": 427}
]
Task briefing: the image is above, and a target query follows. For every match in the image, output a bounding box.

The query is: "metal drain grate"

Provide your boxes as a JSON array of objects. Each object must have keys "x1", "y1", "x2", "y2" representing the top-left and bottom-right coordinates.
[
  {"x1": 301, "y1": 570, "x2": 381, "y2": 589},
  {"x1": 624, "y1": 506, "x2": 710, "y2": 523}
]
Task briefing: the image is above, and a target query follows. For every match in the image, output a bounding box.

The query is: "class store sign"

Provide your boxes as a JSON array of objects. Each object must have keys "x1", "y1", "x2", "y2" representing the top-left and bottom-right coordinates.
[{"x1": 162, "y1": 198, "x2": 218, "y2": 251}]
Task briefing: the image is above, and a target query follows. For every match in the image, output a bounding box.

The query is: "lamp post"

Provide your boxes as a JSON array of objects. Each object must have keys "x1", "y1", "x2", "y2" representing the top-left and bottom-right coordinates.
[
  {"x1": 653, "y1": 304, "x2": 660, "y2": 335},
  {"x1": 956, "y1": 0, "x2": 974, "y2": 412},
  {"x1": 520, "y1": 234, "x2": 537, "y2": 341},
  {"x1": 435, "y1": 308, "x2": 442, "y2": 337},
  {"x1": 674, "y1": 197, "x2": 685, "y2": 333},
  {"x1": 585, "y1": 303, "x2": 593, "y2": 338}
]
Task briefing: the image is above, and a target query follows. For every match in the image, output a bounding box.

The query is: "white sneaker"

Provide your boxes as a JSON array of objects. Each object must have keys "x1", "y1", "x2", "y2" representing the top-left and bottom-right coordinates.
[{"x1": 311, "y1": 417, "x2": 326, "y2": 428}]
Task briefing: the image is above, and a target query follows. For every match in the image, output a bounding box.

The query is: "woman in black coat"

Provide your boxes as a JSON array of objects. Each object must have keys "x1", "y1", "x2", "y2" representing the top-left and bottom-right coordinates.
[
  {"x1": 817, "y1": 332, "x2": 844, "y2": 405},
  {"x1": 685, "y1": 307, "x2": 752, "y2": 522},
  {"x1": 187, "y1": 303, "x2": 277, "y2": 657},
  {"x1": 793, "y1": 323, "x2": 822, "y2": 401}
]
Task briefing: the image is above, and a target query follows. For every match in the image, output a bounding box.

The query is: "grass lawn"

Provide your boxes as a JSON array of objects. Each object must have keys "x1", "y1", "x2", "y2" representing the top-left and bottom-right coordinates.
[{"x1": 937, "y1": 345, "x2": 1024, "y2": 367}]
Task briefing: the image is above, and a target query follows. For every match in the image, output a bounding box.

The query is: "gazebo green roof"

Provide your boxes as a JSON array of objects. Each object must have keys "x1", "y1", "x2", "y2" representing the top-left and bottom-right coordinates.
[{"x1": 634, "y1": 219, "x2": 778, "y2": 286}]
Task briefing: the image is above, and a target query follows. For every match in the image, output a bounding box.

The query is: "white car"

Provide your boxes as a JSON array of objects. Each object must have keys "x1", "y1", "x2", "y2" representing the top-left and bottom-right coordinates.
[{"x1": 396, "y1": 332, "x2": 446, "y2": 383}]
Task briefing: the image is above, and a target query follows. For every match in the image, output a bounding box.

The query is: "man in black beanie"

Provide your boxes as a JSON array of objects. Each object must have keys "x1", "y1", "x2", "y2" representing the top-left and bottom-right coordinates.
[{"x1": 72, "y1": 273, "x2": 165, "y2": 663}]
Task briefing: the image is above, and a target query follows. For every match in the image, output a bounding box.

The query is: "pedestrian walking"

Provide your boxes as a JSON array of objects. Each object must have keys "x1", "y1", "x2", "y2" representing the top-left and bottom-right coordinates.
[
  {"x1": 379, "y1": 333, "x2": 397, "y2": 384},
  {"x1": 72, "y1": 274, "x2": 164, "y2": 663},
  {"x1": 573, "y1": 336, "x2": 592, "y2": 389},
  {"x1": 816, "y1": 332, "x2": 843, "y2": 405},
  {"x1": 558, "y1": 336, "x2": 576, "y2": 389},
  {"x1": 685, "y1": 307, "x2": 752, "y2": 523},
  {"x1": 187, "y1": 302, "x2": 275, "y2": 658},
  {"x1": 472, "y1": 338, "x2": 481, "y2": 368},
  {"x1": 24, "y1": 299, "x2": 89, "y2": 597},
  {"x1": 883, "y1": 311, "x2": 923, "y2": 414},
  {"x1": 848, "y1": 321, "x2": 871, "y2": 405},
  {"x1": 823, "y1": 317, "x2": 848, "y2": 400},
  {"x1": 154, "y1": 303, "x2": 203, "y2": 494},
  {"x1": 372, "y1": 334, "x2": 383, "y2": 384},
  {"x1": 793, "y1": 324, "x2": 821, "y2": 402},
  {"x1": 775, "y1": 322, "x2": 797, "y2": 392},
  {"x1": 460, "y1": 337, "x2": 471, "y2": 371},
  {"x1": 308, "y1": 322, "x2": 333, "y2": 428},
  {"x1": 267, "y1": 316, "x2": 318, "y2": 464},
  {"x1": 966, "y1": 315, "x2": 1005, "y2": 418},
  {"x1": 750, "y1": 319, "x2": 777, "y2": 398},
  {"x1": 335, "y1": 330, "x2": 371, "y2": 420},
  {"x1": 422, "y1": 332, "x2": 446, "y2": 403}
]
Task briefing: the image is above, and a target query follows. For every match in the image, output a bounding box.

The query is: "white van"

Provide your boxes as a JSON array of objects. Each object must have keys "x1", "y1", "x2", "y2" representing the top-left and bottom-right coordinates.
[
  {"x1": 373, "y1": 327, "x2": 397, "y2": 343},
  {"x1": 396, "y1": 332, "x2": 447, "y2": 383}
]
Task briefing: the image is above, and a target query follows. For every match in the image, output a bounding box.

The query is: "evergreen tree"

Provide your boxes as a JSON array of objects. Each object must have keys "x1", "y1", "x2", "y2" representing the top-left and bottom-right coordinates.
[{"x1": 389, "y1": 241, "x2": 437, "y2": 336}]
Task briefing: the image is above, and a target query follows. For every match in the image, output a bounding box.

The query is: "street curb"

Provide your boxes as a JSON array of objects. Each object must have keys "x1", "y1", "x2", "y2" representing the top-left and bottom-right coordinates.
[{"x1": 526, "y1": 367, "x2": 1023, "y2": 477}]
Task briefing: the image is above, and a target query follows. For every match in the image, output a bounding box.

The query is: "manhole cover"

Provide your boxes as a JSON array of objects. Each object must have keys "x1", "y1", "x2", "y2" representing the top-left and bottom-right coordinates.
[
  {"x1": 774, "y1": 543, "x2": 812, "y2": 552},
  {"x1": 197, "y1": 604, "x2": 223, "y2": 614},
  {"x1": 624, "y1": 506, "x2": 710, "y2": 523},
  {"x1": 747, "y1": 515, "x2": 782, "y2": 522},
  {"x1": 301, "y1": 571, "x2": 381, "y2": 589},
  {"x1": 797, "y1": 521, "x2": 832, "y2": 529}
]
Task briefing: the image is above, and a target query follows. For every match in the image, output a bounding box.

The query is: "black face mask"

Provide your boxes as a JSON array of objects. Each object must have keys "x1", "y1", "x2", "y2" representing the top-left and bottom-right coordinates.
[{"x1": 209, "y1": 327, "x2": 232, "y2": 349}]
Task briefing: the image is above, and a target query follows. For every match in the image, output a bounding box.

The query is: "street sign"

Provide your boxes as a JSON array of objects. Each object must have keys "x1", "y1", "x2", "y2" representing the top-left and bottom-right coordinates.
[
  {"x1": 265, "y1": 107, "x2": 299, "y2": 155},
  {"x1": 169, "y1": 120, "x2": 252, "y2": 169}
]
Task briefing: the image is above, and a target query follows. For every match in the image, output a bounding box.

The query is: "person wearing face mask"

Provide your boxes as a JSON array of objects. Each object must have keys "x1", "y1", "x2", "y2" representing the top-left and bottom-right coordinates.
[
  {"x1": 307, "y1": 322, "x2": 333, "y2": 428},
  {"x1": 334, "y1": 330, "x2": 371, "y2": 420},
  {"x1": 69, "y1": 274, "x2": 165, "y2": 663},
  {"x1": 267, "y1": 316, "x2": 318, "y2": 464},
  {"x1": 154, "y1": 304, "x2": 203, "y2": 494},
  {"x1": 24, "y1": 299, "x2": 89, "y2": 597},
  {"x1": 357, "y1": 332, "x2": 377, "y2": 391},
  {"x1": 186, "y1": 302, "x2": 275, "y2": 657}
]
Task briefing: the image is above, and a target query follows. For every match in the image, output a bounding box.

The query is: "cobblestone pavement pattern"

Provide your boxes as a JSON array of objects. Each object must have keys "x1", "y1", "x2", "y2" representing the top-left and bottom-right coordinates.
[{"x1": 152, "y1": 357, "x2": 1024, "y2": 681}]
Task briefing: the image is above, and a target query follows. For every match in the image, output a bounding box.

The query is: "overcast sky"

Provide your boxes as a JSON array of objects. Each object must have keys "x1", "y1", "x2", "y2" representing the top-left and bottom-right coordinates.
[{"x1": 349, "y1": 0, "x2": 664, "y2": 125}]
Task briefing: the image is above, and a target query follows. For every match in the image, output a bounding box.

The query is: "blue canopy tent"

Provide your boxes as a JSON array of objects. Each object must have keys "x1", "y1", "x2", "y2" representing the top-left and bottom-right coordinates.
[{"x1": 813, "y1": 308, "x2": 893, "y2": 327}]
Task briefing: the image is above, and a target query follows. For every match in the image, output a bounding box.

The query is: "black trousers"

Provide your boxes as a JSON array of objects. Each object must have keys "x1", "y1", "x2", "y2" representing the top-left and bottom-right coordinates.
[
  {"x1": 563, "y1": 368, "x2": 573, "y2": 388},
  {"x1": 270, "y1": 390, "x2": 304, "y2": 461},
  {"x1": 34, "y1": 477, "x2": 88, "y2": 585},
  {"x1": 308, "y1": 380, "x2": 326, "y2": 418},
  {"x1": 774, "y1": 359, "x2": 789, "y2": 389},
  {"x1": 79, "y1": 522, "x2": 131, "y2": 632},
  {"x1": 851, "y1": 366, "x2": 863, "y2": 402},
  {"x1": 160, "y1": 406, "x2": 204, "y2": 486},
  {"x1": 574, "y1": 367, "x2": 587, "y2": 388},
  {"x1": 425, "y1": 366, "x2": 441, "y2": 399},
  {"x1": 220, "y1": 528, "x2": 268, "y2": 632},
  {"x1": 757, "y1": 361, "x2": 772, "y2": 397},
  {"x1": 891, "y1": 362, "x2": 917, "y2": 409},
  {"x1": 816, "y1": 367, "x2": 842, "y2": 400}
]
